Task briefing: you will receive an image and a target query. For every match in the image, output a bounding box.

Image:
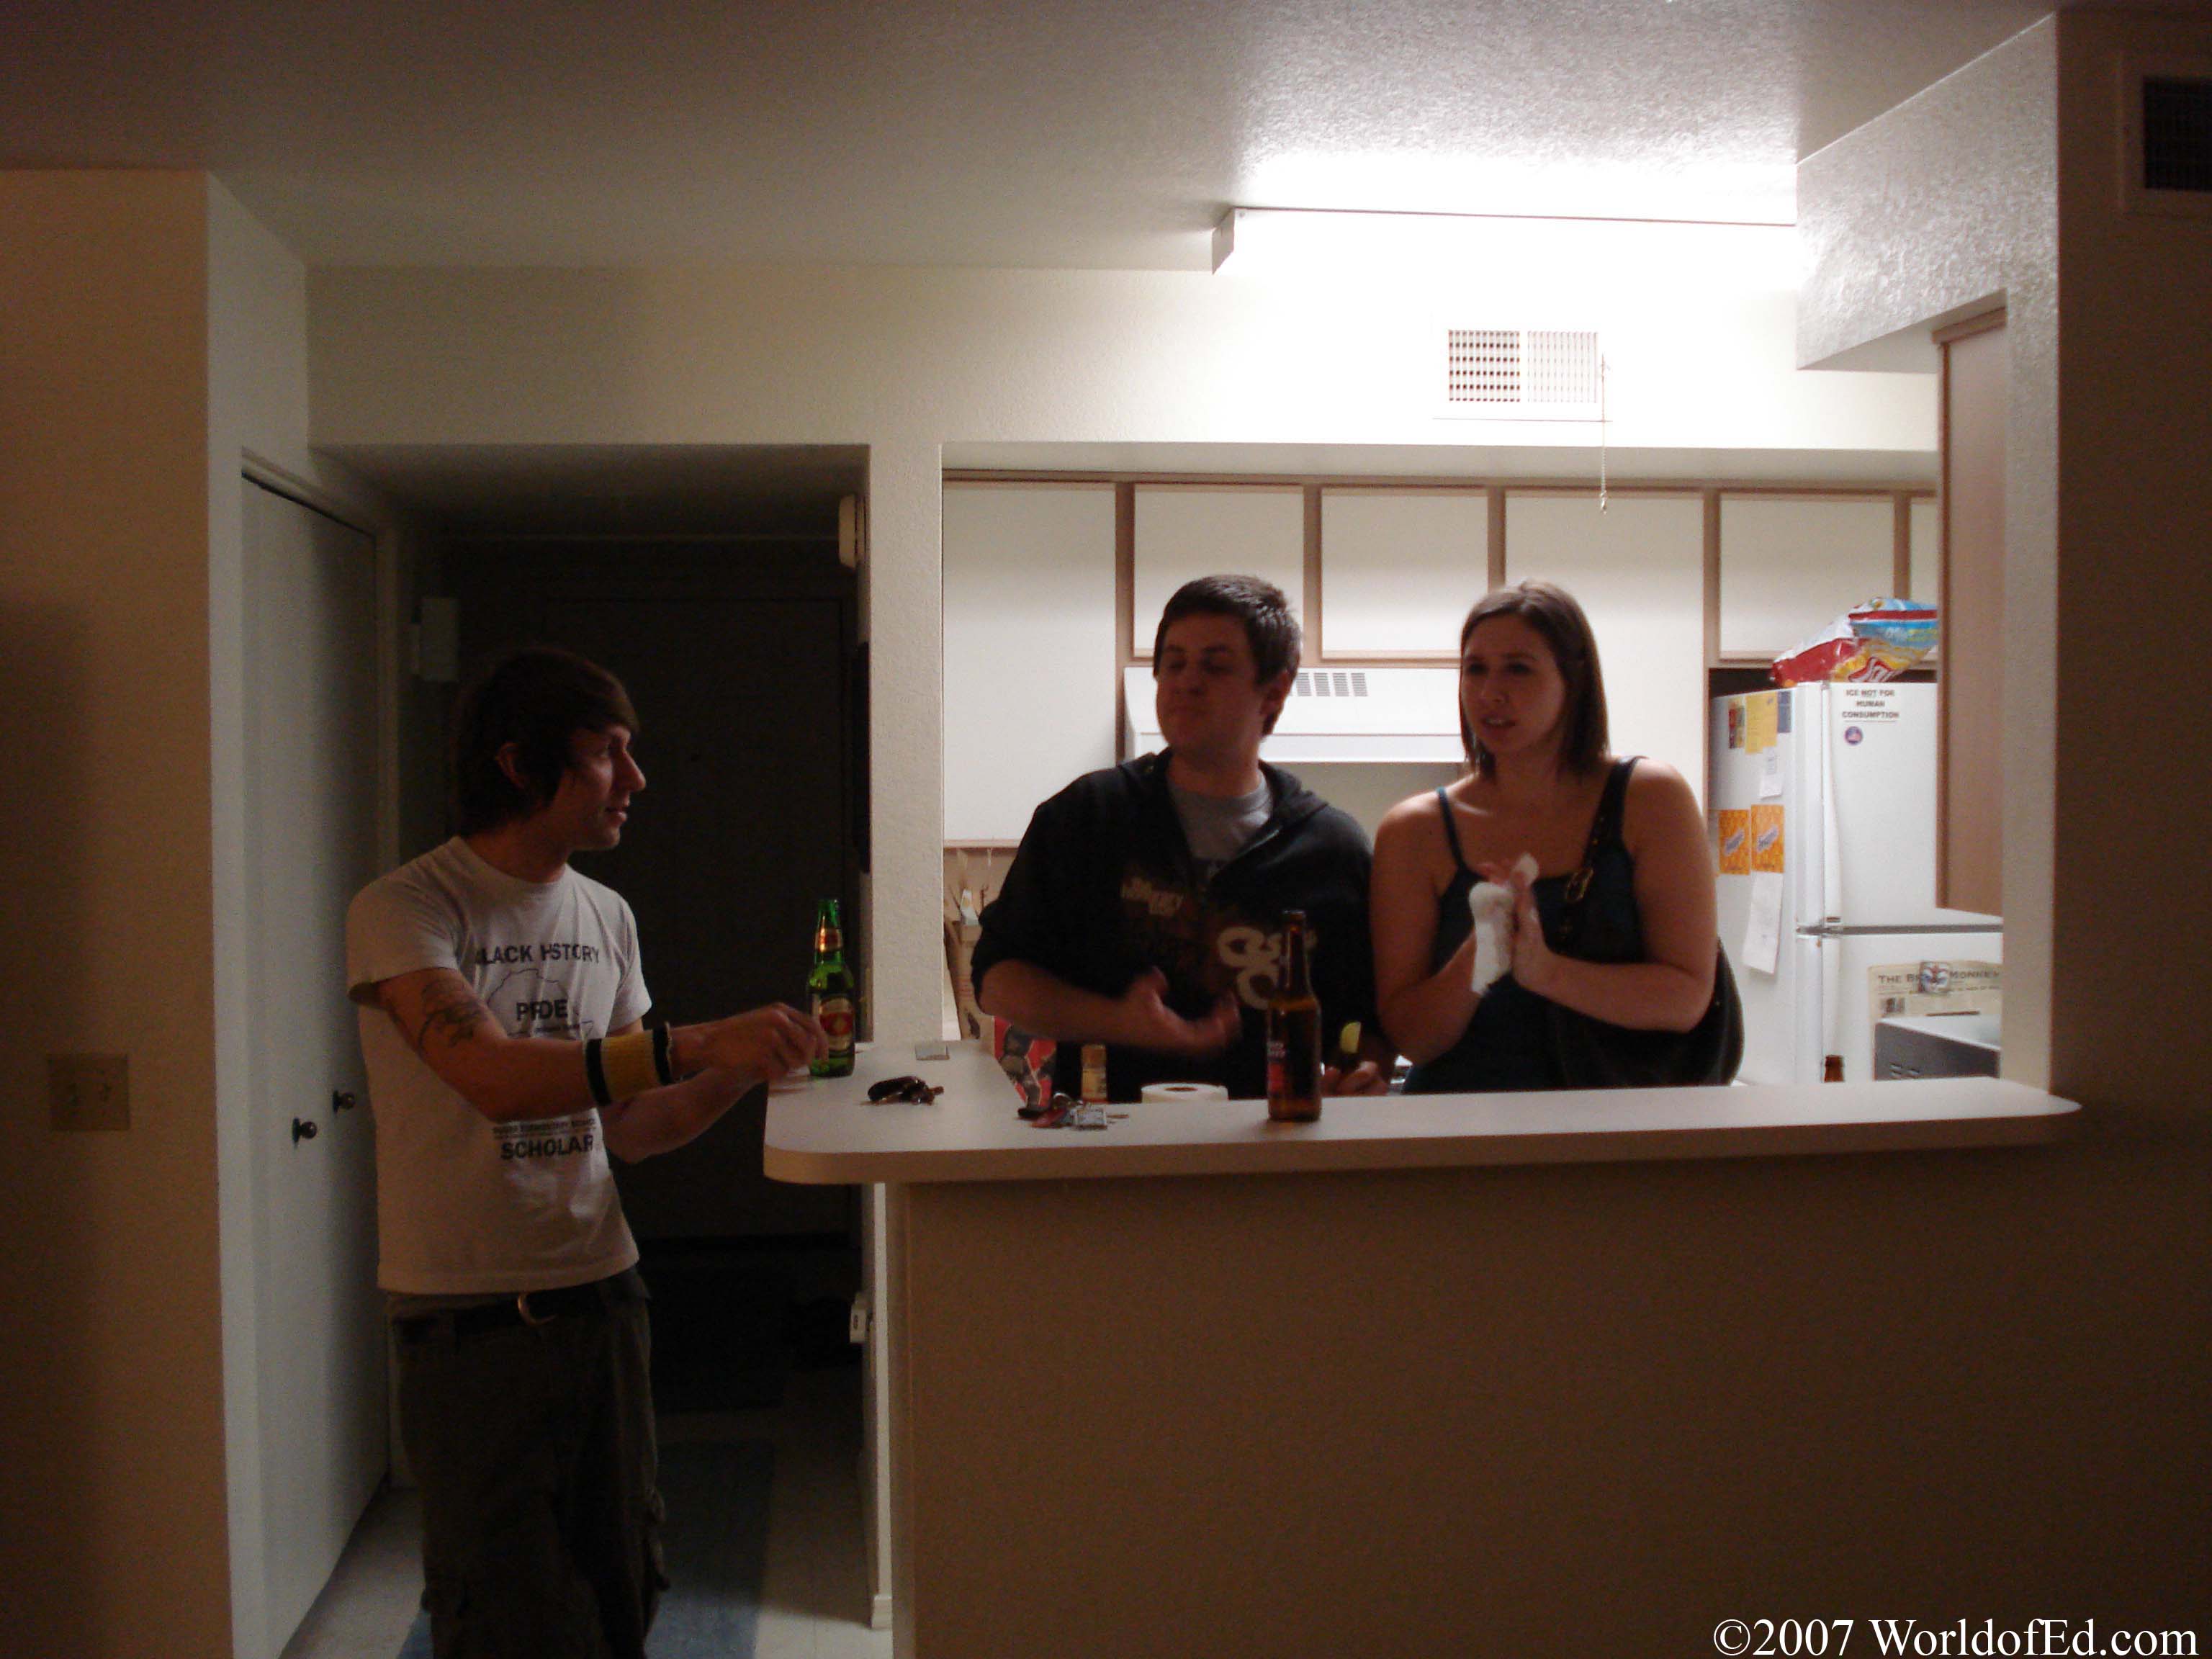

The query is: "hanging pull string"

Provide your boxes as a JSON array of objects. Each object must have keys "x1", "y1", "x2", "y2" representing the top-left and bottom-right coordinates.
[{"x1": 1597, "y1": 352, "x2": 1609, "y2": 513}]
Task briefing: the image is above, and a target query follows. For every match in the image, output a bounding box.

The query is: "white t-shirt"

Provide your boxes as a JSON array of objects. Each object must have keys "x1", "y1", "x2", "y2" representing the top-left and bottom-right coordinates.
[{"x1": 346, "y1": 837, "x2": 649, "y2": 1295}]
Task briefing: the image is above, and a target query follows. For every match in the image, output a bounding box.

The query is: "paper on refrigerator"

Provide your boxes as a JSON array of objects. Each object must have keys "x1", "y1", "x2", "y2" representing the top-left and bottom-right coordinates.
[
  {"x1": 1745, "y1": 693, "x2": 1779, "y2": 752},
  {"x1": 1742, "y1": 871, "x2": 1785, "y2": 976},
  {"x1": 1717, "y1": 809, "x2": 1750, "y2": 876},
  {"x1": 1750, "y1": 803, "x2": 1786, "y2": 873}
]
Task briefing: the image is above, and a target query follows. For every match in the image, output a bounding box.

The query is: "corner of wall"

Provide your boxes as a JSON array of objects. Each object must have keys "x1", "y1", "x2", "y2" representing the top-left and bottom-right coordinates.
[{"x1": 1794, "y1": 17, "x2": 2059, "y2": 1093}]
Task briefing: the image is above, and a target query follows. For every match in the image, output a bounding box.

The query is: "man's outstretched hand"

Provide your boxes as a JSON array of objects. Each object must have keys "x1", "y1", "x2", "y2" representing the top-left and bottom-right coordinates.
[
  {"x1": 1110, "y1": 968, "x2": 1242, "y2": 1058},
  {"x1": 686, "y1": 1003, "x2": 828, "y2": 1084}
]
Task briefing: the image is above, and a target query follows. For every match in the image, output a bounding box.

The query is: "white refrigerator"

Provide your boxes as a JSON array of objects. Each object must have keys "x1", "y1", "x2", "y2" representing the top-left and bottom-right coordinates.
[{"x1": 1708, "y1": 683, "x2": 2002, "y2": 1084}]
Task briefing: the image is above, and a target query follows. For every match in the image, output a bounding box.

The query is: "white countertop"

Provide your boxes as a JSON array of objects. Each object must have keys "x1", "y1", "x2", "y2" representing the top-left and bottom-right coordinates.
[{"x1": 762, "y1": 1040, "x2": 2079, "y2": 1185}]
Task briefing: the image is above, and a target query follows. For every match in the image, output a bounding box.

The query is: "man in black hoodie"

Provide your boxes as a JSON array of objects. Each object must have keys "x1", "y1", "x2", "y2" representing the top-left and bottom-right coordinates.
[{"x1": 971, "y1": 575, "x2": 1390, "y2": 1104}]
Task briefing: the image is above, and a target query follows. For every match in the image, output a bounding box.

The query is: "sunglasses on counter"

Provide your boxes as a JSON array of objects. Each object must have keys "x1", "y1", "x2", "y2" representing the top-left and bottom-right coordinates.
[{"x1": 867, "y1": 1075, "x2": 943, "y2": 1104}]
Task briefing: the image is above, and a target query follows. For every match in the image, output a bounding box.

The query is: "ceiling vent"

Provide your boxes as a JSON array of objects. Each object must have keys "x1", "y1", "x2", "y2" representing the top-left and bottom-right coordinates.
[
  {"x1": 2144, "y1": 77, "x2": 2212, "y2": 192},
  {"x1": 1439, "y1": 328, "x2": 1601, "y2": 421},
  {"x1": 2120, "y1": 56, "x2": 2212, "y2": 217}
]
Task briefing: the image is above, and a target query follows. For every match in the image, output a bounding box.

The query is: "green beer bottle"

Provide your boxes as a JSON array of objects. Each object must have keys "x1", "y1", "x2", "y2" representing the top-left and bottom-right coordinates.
[{"x1": 809, "y1": 898, "x2": 857, "y2": 1077}]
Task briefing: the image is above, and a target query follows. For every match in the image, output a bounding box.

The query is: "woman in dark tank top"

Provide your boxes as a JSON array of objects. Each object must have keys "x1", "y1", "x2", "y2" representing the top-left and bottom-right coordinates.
[{"x1": 1367, "y1": 581, "x2": 1719, "y2": 1093}]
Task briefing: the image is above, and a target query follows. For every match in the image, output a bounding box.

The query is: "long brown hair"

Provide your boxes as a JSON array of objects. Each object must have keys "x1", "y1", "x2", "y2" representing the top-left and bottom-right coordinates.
[{"x1": 1457, "y1": 581, "x2": 1610, "y2": 778}]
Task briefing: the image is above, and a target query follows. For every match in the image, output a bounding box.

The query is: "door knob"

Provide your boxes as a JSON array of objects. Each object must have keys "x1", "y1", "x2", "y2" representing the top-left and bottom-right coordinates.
[
  {"x1": 333, "y1": 1089, "x2": 358, "y2": 1112},
  {"x1": 292, "y1": 1118, "x2": 318, "y2": 1144}
]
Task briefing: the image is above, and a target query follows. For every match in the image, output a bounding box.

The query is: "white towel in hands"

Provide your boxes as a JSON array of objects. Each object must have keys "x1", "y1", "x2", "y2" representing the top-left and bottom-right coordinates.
[{"x1": 1469, "y1": 854, "x2": 1540, "y2": 994}]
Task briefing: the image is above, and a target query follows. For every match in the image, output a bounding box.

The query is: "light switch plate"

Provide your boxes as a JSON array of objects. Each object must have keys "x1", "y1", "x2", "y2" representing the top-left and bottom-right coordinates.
[{"x1": 49, "y1": 1053, "x2": 129, "y2": 1131}]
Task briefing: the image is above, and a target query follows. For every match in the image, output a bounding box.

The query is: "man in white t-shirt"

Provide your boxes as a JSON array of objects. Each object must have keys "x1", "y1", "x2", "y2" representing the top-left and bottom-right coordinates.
[{"x1": 346, "y1": 646, "x2": 825, "y2": 1659}]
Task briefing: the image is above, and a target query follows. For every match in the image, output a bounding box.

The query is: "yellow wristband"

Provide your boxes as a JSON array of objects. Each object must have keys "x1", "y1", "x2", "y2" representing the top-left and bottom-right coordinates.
[{"x1": 599, "y1": 1030, "x2": 662, "y2": 1102}]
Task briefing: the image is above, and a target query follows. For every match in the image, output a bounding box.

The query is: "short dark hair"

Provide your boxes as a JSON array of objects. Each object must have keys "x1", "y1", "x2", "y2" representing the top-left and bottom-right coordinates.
[
  {"x1": 451, "y1": 647, "x2": 640, "y2": 835},
  {"x1": 1458, "y1": 581, "x2": 1610, "y2": 778},
  {"x1": 1151, "y1": 574, "x2": 1302, "y2": 734}
]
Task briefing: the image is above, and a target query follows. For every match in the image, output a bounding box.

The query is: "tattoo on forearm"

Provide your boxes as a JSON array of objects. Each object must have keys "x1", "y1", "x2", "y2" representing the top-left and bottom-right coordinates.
[{"x1": 407, "y1": 980, "x2": 494, "y2": 1055}]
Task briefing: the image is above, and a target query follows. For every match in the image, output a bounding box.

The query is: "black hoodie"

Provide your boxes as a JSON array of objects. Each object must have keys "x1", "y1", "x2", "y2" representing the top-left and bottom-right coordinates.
[{"x1": 970, "y1": 751, "x2": 1377, "y2": 1103}]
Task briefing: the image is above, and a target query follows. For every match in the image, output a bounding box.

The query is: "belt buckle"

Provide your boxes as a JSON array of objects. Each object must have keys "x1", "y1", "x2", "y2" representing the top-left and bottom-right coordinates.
[{"x1": 516, "y1": 1290, "x2": 553, "y2": 1328}]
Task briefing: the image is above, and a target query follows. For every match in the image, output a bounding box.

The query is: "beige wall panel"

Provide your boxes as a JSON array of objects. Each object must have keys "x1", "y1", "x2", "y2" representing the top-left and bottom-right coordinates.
[
  {"x1": 1318, "y1": 489, "x2": 1488, "y2": 656},
  {"x1": 943, "y1": 484, "x2": 1118, "y2": 840},
  {"x1": 1505, "y1": 493, "x2": 1707, "y2": 806},
  {"x1": 893, "y1": 1143, "x2": 2195, "y2": 1657},
  {"x1": 0, "y1": 171, "x2": 231, "y2": 1659},
  {"x1": 1717, "y1": 495, "x2": 1895, "y2": 657},
  {"x1": 1131, "y1": 487, "x2": 1304, "y2": 651},
  {"x1": 2050, "y1": 9, "x2": 2212, "y2": 1115}
]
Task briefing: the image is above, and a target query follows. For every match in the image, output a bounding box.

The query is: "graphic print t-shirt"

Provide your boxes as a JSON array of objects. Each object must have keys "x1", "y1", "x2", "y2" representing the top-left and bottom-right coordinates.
[{"x1": 346, "y1": 837, "x2": 649, "y2": 1294}]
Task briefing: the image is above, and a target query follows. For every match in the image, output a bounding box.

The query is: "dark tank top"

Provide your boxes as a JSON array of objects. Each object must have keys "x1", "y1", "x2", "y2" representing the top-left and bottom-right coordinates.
[{"x1": 1403, "y1": 758, "x2": 1645, "y2": 1094}]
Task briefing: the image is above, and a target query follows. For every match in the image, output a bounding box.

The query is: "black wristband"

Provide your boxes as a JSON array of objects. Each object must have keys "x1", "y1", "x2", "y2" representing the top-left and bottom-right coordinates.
[
  {"x1": 651, "y1": 1025, "x2": 675, "y2": 1085},
  {"x1": 583, "y1": 1037, "x2": 613, "y2": 1107}
]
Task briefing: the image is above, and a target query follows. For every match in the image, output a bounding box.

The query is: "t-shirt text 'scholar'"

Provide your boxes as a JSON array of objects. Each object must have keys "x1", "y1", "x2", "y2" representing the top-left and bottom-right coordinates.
[{"x1": 345, "y1": 836, "x2": 649, "y2": 1295}]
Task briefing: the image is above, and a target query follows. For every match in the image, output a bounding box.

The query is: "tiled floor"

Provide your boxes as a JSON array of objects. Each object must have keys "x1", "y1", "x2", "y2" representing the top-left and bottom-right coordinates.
[{"x1": 282, "y1": 1364, "x2": 890, "y2": 1659}]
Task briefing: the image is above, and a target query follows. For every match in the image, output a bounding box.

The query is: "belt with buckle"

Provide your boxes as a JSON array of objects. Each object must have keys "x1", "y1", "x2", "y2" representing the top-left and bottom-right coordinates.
[{"x1": 400, "y1": 1273, "x2": 634, "y2": 1341}]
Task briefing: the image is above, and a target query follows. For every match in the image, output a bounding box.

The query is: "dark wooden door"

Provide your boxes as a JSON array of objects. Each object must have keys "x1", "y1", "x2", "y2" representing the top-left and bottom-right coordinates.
[{"x1": 451, "y1": 541, "x2": 858, "y2": 1238}]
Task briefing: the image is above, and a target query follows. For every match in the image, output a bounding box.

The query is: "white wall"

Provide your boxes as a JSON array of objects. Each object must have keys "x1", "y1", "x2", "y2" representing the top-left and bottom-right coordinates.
[
  {"x1": 208, "y1": 179, "x2": 404, "y2": 1659},
  {"x1": 310, "y1": 239, "x2": 1937, "y2": 1041}
]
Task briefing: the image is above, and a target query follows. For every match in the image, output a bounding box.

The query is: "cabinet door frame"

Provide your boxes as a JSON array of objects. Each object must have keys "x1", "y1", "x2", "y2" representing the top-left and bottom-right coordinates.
[{"x1": 1708, "y1": 485, "x2": 1936, "y2": 667}]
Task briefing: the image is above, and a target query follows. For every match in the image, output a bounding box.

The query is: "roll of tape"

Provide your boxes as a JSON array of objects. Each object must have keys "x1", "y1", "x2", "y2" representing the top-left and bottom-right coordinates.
[{"x1": 1139, "y1": 1082, "x2": 1229, "y2": 1102}]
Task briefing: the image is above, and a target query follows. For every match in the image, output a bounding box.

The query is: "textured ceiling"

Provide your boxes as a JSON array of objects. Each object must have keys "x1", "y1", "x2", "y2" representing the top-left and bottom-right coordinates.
[{"x1": 1, "y1": 0, "x2": 2064, "y2": 268}]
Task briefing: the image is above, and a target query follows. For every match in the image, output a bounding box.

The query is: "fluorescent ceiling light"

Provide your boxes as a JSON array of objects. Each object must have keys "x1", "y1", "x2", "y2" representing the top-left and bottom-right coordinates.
[
  {"x1": 1210, "y1": 207, "x2": 1799, "y2": 297},
  {"x1": 1241, "y1": 151, "x2": 1796, "y2": 230}
]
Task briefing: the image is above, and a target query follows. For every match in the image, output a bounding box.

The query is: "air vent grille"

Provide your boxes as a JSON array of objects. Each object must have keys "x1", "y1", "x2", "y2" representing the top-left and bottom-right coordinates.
[
  {"x1": 1446, "y1": 329, "x2": 1522, "y2": 403},
  {"x1": 1292, "y1": 671, "x2": 1370, "y2": 698},
  {"x1": 2145, "y1": 77, "x2": 2212, "y2": 192},
  {"x1": 1525, "y1": 331, "x2": 1602, "y2": 405},
  {"x1": 1443, "y1": 328, "x2": 1601, "y2": 413}
]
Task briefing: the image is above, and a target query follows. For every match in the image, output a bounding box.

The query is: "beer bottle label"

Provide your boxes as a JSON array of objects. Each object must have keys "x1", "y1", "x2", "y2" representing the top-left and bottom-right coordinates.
[{"x1": 814, "y1": 993, "x2": 855, "y2": 1053}]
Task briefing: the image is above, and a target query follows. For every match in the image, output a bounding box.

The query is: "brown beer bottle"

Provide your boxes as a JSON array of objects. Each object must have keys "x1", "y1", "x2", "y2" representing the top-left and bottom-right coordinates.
[{"x1": 1267, "y1": 910, "x2": 1322, "y2": 1122}]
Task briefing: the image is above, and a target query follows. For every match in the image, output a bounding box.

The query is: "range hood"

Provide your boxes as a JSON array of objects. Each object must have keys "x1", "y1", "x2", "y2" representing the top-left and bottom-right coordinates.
[{"x1": 1124, "y1": 665, "x2": 1462, "y2": 764}]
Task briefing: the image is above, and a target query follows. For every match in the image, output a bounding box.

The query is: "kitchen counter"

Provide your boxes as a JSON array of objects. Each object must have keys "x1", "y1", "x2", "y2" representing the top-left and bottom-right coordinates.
[
  {"x1": 763, "y1": 1039, "x2": 2075, "y2": 1185},
  {"x1": 768, "y1": 1046, "x2": 2080, "y2": 1659}
]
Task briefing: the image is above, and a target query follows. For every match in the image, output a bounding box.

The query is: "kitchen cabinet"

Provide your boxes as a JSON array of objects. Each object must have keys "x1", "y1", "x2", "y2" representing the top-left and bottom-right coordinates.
[
  {"x1": 1717, "y1": 494, "x2": 1895, "y2": 660},
  {"x1": 1504, "y1": 490, "x2": 1707, "y2": 805},
  {"x1": 942, "y1": 482, "x2": 1118, "y2": 842},
  {"x1": 1131, "y1": 486, "x2": 1303, "y2": 655},
  {"x1": 1318, "y1": 487, "x2": 1488, "y2": 657},
  {"x1": 1909, "y1": 497, "x2": 1940, "y2": 605}
]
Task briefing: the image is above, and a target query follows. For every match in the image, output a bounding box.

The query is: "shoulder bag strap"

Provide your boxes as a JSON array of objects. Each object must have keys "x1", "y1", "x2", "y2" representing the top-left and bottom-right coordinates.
[
  {"x1": 1562, "y1": 757, "x2": 1639, "y2": 908},
  {"x1": 1432, "y1": 787, "x2": 1475, "y2": 877}
]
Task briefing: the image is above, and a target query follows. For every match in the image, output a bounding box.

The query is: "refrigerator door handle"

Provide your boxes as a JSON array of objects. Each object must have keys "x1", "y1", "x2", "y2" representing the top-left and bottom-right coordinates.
[
  {"x1": 1819, "y1": 930, "x2": 1842, "y2": 1074},
  {"x1": 1820, "y1": 684, "x2": 1843, "y2": 925}
]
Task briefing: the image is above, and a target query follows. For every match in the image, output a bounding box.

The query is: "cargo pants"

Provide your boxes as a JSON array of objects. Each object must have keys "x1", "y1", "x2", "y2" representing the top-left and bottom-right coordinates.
[{"x1": 394, "y1": 1271, "x2": 666, "y2": 1659}]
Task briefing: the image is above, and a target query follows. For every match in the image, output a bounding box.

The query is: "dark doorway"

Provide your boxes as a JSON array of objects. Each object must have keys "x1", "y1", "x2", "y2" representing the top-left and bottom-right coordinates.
[{"x1": 439, "y1": 527, "x2": 864, "y2": 1408}]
